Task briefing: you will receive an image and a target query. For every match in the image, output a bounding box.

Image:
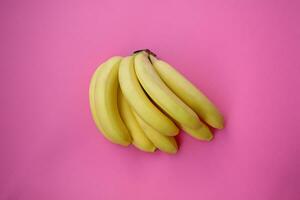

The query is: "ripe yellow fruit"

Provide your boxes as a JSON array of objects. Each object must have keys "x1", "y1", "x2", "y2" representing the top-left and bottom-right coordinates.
[
  {"x1": 150, "y1": 55, "x2": 224, "y2": 129},
  {"x1": 89, "y1": 56, "x2": 131, "y2": 146}
]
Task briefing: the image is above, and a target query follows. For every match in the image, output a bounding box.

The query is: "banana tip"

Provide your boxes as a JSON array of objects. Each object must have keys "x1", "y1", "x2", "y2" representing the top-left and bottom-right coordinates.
[{"x1": 133, "y1": 49, "x2": 157, "y2": 57}]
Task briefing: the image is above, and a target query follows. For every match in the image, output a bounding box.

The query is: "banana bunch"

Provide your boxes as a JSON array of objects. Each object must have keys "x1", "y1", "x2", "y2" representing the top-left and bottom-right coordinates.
[{"x1": 89, "y1": 49, "x2": 224, "y2": 154}]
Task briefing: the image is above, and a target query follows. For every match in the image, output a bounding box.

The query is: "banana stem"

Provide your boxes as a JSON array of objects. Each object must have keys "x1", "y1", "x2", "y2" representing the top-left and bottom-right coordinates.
[{"x1": 133, "y1": 49, "x2": 157, "y2": 57}]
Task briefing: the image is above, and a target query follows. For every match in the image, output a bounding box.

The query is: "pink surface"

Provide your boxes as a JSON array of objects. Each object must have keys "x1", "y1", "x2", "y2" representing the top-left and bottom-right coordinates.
[{"x1": 1, "y1": 0, "x2": 300, "y2": 199}]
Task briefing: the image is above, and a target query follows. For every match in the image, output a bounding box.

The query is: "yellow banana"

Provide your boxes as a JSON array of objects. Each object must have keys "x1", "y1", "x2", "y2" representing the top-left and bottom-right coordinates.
[
  {"x1": 118, "y1": 90, "x2": 156, "y2": 152},
  {"x1": 119, "y1": 55, "x2": 178, "y2": 136},
  {"x1": 89, "y1": 66, "x2": 104, "y2": 133},
  {"x1": 90, "y1": 56, "x2": 131, "y2": 146},
  {"x1": 133, "y1": 111, "x2": 178, "y2": 154},
  {"x1": 149, "y1": 55, "x2": 224, "y2": 129},
  {"x1": 134, "y1": 52, "x2": 201, "y2": 129},
  {"x1": 182, "y1": 124, "x2": 213, "y2": 141}
]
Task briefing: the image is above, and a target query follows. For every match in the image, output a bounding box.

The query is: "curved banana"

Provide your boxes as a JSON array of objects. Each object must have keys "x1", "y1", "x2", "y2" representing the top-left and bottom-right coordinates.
[
  {"x1": 182, "y1": 123, "x2": 213, "y2": 141},
  {"x1": 133, "y1": 111, "x2": 178, "y2": 154},
  {"x1": 134, "y1": 52, "x2": 200, "y2": 129},
  {"x1": 118, "y1": 90, "x2": 156, "y2": 152},
  {"x1": 90, "y1": 56, "x2": 131, "y2": 146},
  {"x1": 119, "y1": 55, "x2": 178, "y2": 136},
  {"x1": 150, "y1": 55, "x2": 224, "y2": 129},
  {"x1": 89, "y1": 66, "x2": 104, "y2": 133}
]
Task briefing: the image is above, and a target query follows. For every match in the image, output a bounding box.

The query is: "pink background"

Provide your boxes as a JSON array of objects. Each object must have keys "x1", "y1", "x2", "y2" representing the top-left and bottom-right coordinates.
[{"x1": 1, "y1": 0, "x2": 300, "y2": 199}]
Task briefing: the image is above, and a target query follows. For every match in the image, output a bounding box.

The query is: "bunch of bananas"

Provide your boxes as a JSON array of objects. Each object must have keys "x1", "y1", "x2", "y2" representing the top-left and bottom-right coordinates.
[{"x1": 89, "y1": 50, "x2": 224, "y2": 154}]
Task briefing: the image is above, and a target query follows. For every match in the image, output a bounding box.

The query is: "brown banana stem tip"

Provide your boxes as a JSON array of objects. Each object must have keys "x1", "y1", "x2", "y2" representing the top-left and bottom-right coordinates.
[{"x1": 133, "y1": 49, "x2": 157, "y2": 57}]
